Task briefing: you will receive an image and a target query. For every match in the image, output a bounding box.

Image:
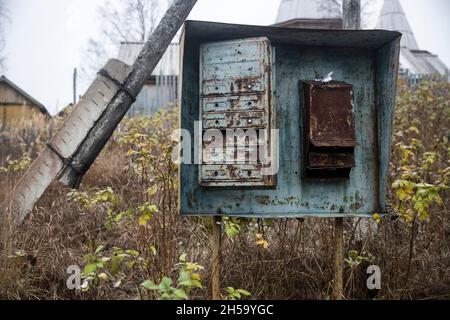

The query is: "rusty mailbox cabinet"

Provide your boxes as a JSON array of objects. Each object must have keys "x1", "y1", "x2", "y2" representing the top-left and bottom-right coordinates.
[{"x1": 179, "y1": 20, "x2": 401, "y2": 218}]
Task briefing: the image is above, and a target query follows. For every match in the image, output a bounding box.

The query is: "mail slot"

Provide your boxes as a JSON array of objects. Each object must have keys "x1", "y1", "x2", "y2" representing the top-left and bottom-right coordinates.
[
  {"x1": 301, "y1": 80, "x2": 356, "y2": 178},
  {"x1": 198, "y1": 37, "x2": 276, "y2": 187}
]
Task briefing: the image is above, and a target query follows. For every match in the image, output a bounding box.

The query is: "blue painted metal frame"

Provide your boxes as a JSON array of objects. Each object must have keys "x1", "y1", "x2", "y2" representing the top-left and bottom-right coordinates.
[{"x1": 179, "y1": 21, "x2": 401, "y2": 218}]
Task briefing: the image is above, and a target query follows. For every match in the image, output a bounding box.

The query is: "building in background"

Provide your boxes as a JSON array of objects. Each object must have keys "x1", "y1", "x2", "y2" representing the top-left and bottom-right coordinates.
[
  {"x1": 119, "y1": 0, "x2": 448, "y2": 117},
  {"x1": 275, "y1": 0, "x2": 449, "y2": 82},
  {"x1": 117, "y1": 42, "x2": 179, "y2": 117},
  {"x1": 376, "y1": 0, "x2": 449, "y2": 82},
  {"x1": 274, "y1": 0, "x2": 342, "y2": 29},
  {"x1": 0, "y1": 75, "x2": 50, "y2": 130}
]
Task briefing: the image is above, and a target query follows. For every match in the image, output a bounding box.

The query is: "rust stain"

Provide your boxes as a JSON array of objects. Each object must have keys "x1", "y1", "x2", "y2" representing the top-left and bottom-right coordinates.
[
  {"x1": 199, "y1": 37, "x2": 275, "y2": 188},
  {"x1": 301, "y1": 80, "x2": 356, "y2": 178}
]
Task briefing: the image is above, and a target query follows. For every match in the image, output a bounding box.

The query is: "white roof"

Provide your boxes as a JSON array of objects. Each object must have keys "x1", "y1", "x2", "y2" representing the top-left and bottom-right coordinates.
[
  {"x1": 273, "y1": 0, "x2": 448, "y2": 78},
  {"x1": 376, "y1": 0, "x2": 419, "y2": 50},
  {"x1": 275, "y1": 0, "x2": 342, "y2": 24},
  {"x1": 117, "y1": 42, "x2": 179, "y2": 76},
  {"x1": 376, "y1": 0, "x2": 448, "y2": 77},
  {"x1": 400, "y1": 48, "x2": 449, "y2": 77}
]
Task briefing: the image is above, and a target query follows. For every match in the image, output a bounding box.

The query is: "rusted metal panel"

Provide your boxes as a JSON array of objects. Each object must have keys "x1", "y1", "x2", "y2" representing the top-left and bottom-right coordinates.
[
  {"x1": 301, "y1": 81, "x2": 355, "y2": 177},
  {"x1": 202, "y1": 94, "x2": 265, "y2": 113},
  {"x1": 303, "y1": 81, "x2": 356, "y2": 148},
  {"x1": 200, "y1": 164, "x2": 275, "y2": 187},
  {"x1": 308, "y1": 152, "x2": 355, "y2": 169},
  {"x1": 202, "y1": 79, "x2": 266, "y2": 95},
  {"x1": 179, "y1": 21, "x2": 401, "y2": 218},
  {"x1": 202, "y1": 164, "x2": 263, "y2": 181},
  {"x1": 198, "y1": 37, "x2": 276, "y2": 187},
  {"x1": 203, "y1": 145, "x2": 259, "y2": 164},
  {"x1": 202, "y1": 111, "x2": 267, "y2": 129}
]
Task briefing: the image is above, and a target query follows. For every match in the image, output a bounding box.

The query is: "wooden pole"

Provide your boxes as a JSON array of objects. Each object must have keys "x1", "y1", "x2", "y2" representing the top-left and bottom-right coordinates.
[
  {"x1": 211, "y1": 216, "x2": 222, "y2": 300},
  {"x1": 343, "y1": 0, "x2": 361, "y2": 30},
  {"x1": 332, "y1": 0, "x2": 360, "y2": 301},
  {"x1": 333, "y1": 217, "x2": 344, "y2": 300}
]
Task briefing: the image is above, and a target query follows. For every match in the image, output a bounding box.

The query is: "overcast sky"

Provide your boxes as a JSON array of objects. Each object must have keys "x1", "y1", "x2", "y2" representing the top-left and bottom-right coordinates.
[{"x1": 3, "y1": 0, "x2": 450, "y2": 114}]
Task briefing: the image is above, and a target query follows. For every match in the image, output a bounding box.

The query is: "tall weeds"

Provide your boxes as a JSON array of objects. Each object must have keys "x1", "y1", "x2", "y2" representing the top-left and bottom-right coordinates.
[{"x1": 0, "y1": 80, "x2": 448, "y2": 300}]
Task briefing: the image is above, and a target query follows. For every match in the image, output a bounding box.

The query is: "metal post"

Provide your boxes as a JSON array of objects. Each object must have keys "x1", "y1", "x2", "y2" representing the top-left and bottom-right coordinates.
[{"x1": 211, "y1": 216, "x2": 222, "y2": 300}]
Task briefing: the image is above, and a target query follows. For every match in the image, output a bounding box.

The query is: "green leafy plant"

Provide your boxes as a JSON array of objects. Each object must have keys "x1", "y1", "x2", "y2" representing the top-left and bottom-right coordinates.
[
  {"x1": 0, "y1": 144, "x2": 32, "y2": 174},
  {"x1": 223, "y1": 287, "x2": 252, "y2": 300},
  {"x1": 391, "y1": 150, "x2": 446, "y2": 223},
  {"x1": 391, "y1": 81, "x2": 449, "y2": 224},
  {"x1": 137, "y1": 202, "x2": 159, "y2": 226},
  {"x1": 223, "y1": 217, "x2": 241, "y2": 239},
  {"x1": 81, "y1": 245, "x2": 140, "y2": 291},
  {"x1": 345, "y1": 250, "x2": 374, "y2": 268},
  {"x1": 140, "y1": 253, "x2": 204, "y2": 300},
  {"x1": 67, "y1": 187, "x2": 137, "y2": 229}
]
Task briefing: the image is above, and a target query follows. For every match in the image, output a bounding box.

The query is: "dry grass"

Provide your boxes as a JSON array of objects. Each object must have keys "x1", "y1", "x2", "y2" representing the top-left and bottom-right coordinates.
[{"x1": 0, "y1": 81, "x2": 449, "y2": 300}]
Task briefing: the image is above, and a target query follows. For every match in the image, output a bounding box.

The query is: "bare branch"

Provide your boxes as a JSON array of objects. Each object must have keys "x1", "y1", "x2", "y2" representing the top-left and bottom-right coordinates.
[{"x1": 80, "y1": 0, "x2": 164, "y2": 82}]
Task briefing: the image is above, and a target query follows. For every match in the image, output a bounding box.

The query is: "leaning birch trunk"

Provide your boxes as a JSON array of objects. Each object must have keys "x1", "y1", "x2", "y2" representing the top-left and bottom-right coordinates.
[
  {"x1": 9, "y1": 0, "x2": 197, "y2": 224},
  {"x1": 59, "y1": 0, "x2": 197, "y2": 188}
]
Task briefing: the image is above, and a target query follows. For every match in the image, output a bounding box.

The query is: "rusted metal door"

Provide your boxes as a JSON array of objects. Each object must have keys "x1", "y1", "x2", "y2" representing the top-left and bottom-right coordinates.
[
  {"x1": 301, "y1": 81, "x2": 356, "y2": 178},
  {"x1": 198, "y1": 37, "x2": 276, "y2": 187}
]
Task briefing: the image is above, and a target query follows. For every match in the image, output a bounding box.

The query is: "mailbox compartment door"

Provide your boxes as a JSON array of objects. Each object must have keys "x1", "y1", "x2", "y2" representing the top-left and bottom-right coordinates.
[
  {"x1": 199, "y1": 37, "x2": 276, "y2": 187},
  {"x1": 301, "y1": 81, "x2": 356, "y2": 178}
]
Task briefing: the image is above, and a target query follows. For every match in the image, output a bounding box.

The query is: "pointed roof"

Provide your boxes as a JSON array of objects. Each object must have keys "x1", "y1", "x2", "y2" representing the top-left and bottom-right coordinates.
[
  {"x1": 275, "y1": 0, "x2": 342, "y2": 24},
  {"x1": 0, "y1": 75, "x2": 50, "y2": 116},
  {"x1": 376, "y1": 0, "x2": 419, "y2": 50}
]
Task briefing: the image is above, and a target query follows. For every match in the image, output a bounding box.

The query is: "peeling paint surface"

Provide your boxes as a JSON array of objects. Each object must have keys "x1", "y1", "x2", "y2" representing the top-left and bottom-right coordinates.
[
  {"x1": 198, "y1": 37, "x2": 276, "y2": 188},
  {"x1": 179, "y1": 21, "x2": 400, "y2": 218}
]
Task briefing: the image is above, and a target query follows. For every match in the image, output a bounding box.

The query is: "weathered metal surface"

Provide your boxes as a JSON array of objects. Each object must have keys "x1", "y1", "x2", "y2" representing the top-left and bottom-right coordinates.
[
  {"x1": 201, "y1": 164, "x2": 264, "y2": 182},
  {"x1": 303, "y1": 81, "x2": 355, "y2": 148},
  {"x1": 202, "y1": 94, "x2": 264, "y2": 113},
  {"x1": 203, "y1": 145, "x2": 258, "y2": 164},
  {"x1": 202, "y1": 111, "x2": 267, "y2": 129},
  {"x1": 377, "y1": 39, "x2": 401, "y2": 212},
  {"x1": 179, "y1": 21, "x2": 401, "y2": 218},
  {"x1": 301, "y1": 81, "x2": 355, "y2": 177},
  {"x1": 198, "y1": 37, "x2": 276, "y2": 188},
  {"x1": 308, "y1": 152, "x2": 355, "y2": 169}
]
